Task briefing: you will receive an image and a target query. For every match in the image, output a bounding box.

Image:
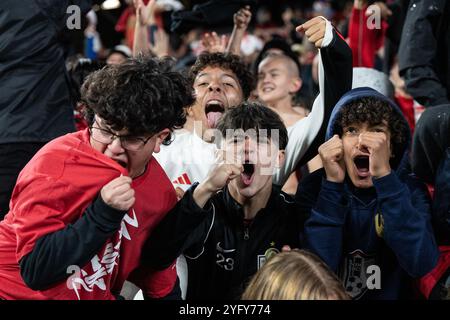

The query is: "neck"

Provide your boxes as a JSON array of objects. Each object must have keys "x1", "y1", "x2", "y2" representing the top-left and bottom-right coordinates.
[
  {"x1": 184, "y1": 116, "x2": 214, "y2": 143},
  {"x1": 228, "y1": 180, "x2": 273, "y2": 220},
  {"x1": 183, "y1": 116, "x2": 196, "y2": 134},
  {"x1": 266, "y1": 95, "x2": 295, "y2": 113}
]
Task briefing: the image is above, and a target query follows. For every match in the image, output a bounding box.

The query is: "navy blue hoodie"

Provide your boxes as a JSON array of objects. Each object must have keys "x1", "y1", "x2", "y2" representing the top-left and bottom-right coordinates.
[{"x1": 298, "y1": 87, "x2": 439, "y2": 299}]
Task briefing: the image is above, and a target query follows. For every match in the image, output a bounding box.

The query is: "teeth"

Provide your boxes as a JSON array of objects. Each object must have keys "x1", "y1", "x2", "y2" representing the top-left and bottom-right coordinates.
[{"x1": 207, "y1": 100, "x2": 221, "y2": 104}]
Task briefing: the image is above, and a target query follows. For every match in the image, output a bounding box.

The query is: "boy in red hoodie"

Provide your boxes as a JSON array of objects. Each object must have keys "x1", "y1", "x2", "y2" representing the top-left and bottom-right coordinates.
[{"x1": 0, "y1": 56, "x2": 194, "y2": 300}]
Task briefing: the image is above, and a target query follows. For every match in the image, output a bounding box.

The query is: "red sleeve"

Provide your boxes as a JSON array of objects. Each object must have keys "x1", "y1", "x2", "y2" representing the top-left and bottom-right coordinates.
[
  {"x1": 11, "y1": 176, "x2": 87, "y2": 262},
  {"x1": 129, "y1": 262, "x2": 178, "y2": 298}
]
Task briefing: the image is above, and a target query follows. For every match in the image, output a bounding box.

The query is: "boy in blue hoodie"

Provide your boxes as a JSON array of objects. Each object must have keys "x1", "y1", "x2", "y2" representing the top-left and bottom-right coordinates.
[{"x1": 298, "y1": 87, "x2": 439, "y2": 299}]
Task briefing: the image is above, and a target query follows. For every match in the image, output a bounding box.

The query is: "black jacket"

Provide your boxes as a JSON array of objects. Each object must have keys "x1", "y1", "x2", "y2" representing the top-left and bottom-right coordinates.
[
  {"x1": 143, "y1": 184, "x2": 309, "y2": 300},
  {"x1": 412, "y1": 104, "x2": 450, "y2": 245},
  {"x1": 0, "y1": 0, "x2": 91, "y2": 144},
  {"x1": 398, "y1": 0, "x2": 450, "y2": 107}
]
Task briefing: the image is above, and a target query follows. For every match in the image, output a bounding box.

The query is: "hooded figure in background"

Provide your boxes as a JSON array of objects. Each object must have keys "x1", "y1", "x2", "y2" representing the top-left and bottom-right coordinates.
[{"x1": 297, "y1": 87, "x2": 439, "y2": 299}]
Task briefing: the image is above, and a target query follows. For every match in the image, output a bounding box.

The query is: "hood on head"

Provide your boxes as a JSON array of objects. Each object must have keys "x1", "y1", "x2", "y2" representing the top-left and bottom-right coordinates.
[{"x1": 326, "y1": 87, "x2": 411, "y2": 171}]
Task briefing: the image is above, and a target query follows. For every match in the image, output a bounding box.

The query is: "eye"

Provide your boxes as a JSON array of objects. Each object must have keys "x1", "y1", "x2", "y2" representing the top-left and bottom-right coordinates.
[
  {"x1": 345, "y1": 127, "x2": 358, "y2": 135},
  {"x1": 99, "y1": 128, "x2": 113, "y2": 137},
  {"x1": 197, "y1": 82, "x2": 208, "y2": 87},
  {"x1": 373, "y1": 128, "x2": 385, "y2": 133},
  {"x1": 224, "y1": 82, "x2": 235, "y2": 88}
]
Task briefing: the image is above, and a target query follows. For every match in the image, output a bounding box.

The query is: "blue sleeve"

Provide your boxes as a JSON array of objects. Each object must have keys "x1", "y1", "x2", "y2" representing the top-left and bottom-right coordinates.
[
  {"x1": 372, "y1": 172, "x2": 439, "y2": 277},
  {"x1": 304, "y1": 179, "x2": 349, "y2": 272}
]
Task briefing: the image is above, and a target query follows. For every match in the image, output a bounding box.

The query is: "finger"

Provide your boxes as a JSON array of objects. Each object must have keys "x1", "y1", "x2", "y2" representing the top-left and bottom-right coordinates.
[
  {"x1": 106, "y1": 176, "x2": 132, "y2": 189},
  {"x1": 221, "y1": 35, "x2": 227, "y2": 47},
  {"x1": 301, "y1": 16, "x2": 325, "y2": 31},
  {"x1": 117, "y1": 188, "x2": 135, "y2": 201},
  {"x1": 121, "y1": 197, "x2": 136, "y2": 210},
  {"x1": 111, "y1": 183, "x2": 133, "y2": 195},
  {"x1": 304, "y1": 23, "x2": 323, "y2": 37},
  {"x1": 308, "y1": 31, "x2": 324, "y2": 44},
  {"x1": 315, "y1": 39, "x2": 323, "y2": 48}
]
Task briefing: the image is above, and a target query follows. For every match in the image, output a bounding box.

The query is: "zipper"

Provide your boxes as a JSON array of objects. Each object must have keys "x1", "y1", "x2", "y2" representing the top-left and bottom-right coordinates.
[{"x1": 244, "y1": 227, "x2": 249, "y2": 240}]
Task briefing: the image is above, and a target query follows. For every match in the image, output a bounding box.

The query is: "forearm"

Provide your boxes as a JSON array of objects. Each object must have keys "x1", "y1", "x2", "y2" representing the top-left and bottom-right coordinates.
[
  {"x1": 304, "y1": 179, "x2": 348, "y2": 272},
  {"x1": 226, "y1": 27, "x2": 245, "y2": 56},
  {"x1": 133, "y1": 21, "x2": 150, "y2": 56},
  {"x1": 402, "y1": 67, "x2": 450, "y2": 107},
  {"x1": 296, "y1": 28, "x2": 353, "y2": 169},
  {"x1": 142, "y1": 184, "x2": 213, "y2": 269},
  {"x1": 373, "y1": 173, "x2": 439, "y2": 277},
  {"x1": 19, "y1": 196, "x2": 126, "y2": 290}
]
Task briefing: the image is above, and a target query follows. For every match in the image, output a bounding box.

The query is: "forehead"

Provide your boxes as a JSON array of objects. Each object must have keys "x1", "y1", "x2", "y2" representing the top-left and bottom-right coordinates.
[
  {"x1": 95, "y1": 116, "x2": 130, "y2": 135},
  {"x1": 258, "y1": 56, "x2": 290, "y2": 73},
  {"x1": 195, "y1": 66, "x2": 238, "y2": 81},
  {"x1": 343, "y1": 120, "x2": 389, "y2": 128}
]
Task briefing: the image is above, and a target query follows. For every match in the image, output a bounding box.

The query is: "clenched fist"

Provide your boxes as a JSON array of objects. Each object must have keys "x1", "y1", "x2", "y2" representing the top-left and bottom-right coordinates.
[
  {"x1": 357, "y1": 132, "x2": 391, "y2": 178},
  {"x1": 234, "y1": 6, "x2": 252, "y2": 31},
  {"x1": 319, "y1": 135, "x2": 346, "y2": 183},
  {"x1": 296, "y1": 16, "x2": 327, "y2": 48},
  {"x1": 101, "y1": 176, "x2": 135, "y2": 211},
  {"x1": 193, "y1": 151, "x2": 243, "y2": 208}
]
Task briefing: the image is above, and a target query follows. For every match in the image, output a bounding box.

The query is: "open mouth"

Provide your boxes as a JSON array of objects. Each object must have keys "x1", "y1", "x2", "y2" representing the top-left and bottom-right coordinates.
[
  {"x1": 262, "y1": 86, "x2": 274, "y2": 93},
  {"x1": 113, "y1": 159, "x2": 127, "y2": 168},
  {"x1": 241, "y1": 162, "x2": 255, "y2": 186},
  {"x1": 353, "y1": 155, "x2": 370, "y2": 178},
  {"x1": 205, "y1": 102, "x2": 225, "y2": 129}
]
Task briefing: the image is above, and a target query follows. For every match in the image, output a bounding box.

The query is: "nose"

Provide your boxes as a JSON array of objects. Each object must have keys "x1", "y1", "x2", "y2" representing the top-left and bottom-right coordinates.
[
  {"x1": 208, "y1": 81, "x2": 222, "y2": 92},
  {"x1": 107, "y1": 137, "x2": 125, "y2": 154}
]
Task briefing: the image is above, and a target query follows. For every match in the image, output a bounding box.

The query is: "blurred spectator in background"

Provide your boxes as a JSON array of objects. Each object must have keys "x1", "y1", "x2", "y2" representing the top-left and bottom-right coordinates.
[
  {"x1": 399, "y1": 0, "x2": 450, "y2": 108},
  {"x1": 0, "y1": 0, "x2": 93, "y2": 220}
]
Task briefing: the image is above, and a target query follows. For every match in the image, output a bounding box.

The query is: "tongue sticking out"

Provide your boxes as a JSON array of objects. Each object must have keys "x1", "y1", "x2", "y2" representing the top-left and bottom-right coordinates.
[
  {"x1": 206, "y1": 112, "x2": 223, "y2": 129},
  {"x1": 241, "y1": 163, "x2": 255, "y2": 186}
]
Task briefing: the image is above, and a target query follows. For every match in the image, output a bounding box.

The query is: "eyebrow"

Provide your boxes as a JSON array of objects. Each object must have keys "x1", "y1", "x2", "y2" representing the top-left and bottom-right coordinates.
[
  {"x1": 258, "y1": 67, "x2": 281, "y2": 74},
  {"x1": 196, "y1": 73, "x2": 238, "y2": 82}
]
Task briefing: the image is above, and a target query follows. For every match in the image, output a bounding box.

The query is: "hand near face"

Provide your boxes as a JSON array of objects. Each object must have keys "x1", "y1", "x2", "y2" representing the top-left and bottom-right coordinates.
[
  {"x1": 319, "y1": 135, "x2": 346, "y2": 183},
  {"x1": 357, "y1": 132, "x2": 391, "y2": 178},
  {"x1": 204, "y1": 150, "x2": 243, "y2": 192},
  {"x1": 101, "y1": 176, "x2": 135, "y2": 211},
  {"x1": 193, "y1": 151, "x2": 243, "y2": 208},
  {"x1": 296, "y1": 16, "x2": 327, "y2": 48}
]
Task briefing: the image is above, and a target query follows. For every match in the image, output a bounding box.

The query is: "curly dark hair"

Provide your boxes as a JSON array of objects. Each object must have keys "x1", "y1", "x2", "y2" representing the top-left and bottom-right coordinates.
[
  {"x1": 81, "y1": 56, "x2": 194, "y2": 145},
  {"x1": 190, "y1": 52, "x2": 255, "y2": 100},
  {"x1": 333, "y1": 96, "x2": 409, "y2": 167},
  {"x1": 217, "y1": 101, "x2": 288, "y2": 150}
]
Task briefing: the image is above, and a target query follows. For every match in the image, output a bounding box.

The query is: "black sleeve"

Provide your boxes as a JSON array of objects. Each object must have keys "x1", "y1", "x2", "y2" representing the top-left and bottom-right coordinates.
[
  {"x1": 412, "y1": 104, "x2": 450, "y2": 183},
  {"x1": 398, "y1": 0, "x2": 449, "y2": 107},
  {"x1": 141, "y1": 184, "x2": 215, "y2": 270},
  {"x1": 19, "y1": 195, "x2": 126, "y2": 291},
  {"x1": 297, "y1": 29, "x2": 353, "y2": 167}
]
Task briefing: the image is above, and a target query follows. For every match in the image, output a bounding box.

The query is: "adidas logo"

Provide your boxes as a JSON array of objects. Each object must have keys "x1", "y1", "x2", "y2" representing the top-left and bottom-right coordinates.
[{"x1": 173, "y1": 173, "x2": 192, "y2": 185}]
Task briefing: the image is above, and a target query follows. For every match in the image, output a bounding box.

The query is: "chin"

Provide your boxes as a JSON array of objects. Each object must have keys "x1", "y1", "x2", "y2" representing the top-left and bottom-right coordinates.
[
  {"x1": 237, "y1": 186, "x2": 258, "y2": 198},
  {"x1": 349, "y1": 175, "x2": 373, "y2": 189}
]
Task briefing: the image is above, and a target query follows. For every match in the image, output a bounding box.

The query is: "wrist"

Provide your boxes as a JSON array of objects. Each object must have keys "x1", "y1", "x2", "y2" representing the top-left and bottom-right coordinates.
[
  {"x1": 326, "y1": 176, "x2": 344, "y2": 183},
  {"x1": 193, "y1": 182, "x2": 216, "y2": 208},
  {"x1": 372, "y1": 168, "x2": 391, "y2": 179}
]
